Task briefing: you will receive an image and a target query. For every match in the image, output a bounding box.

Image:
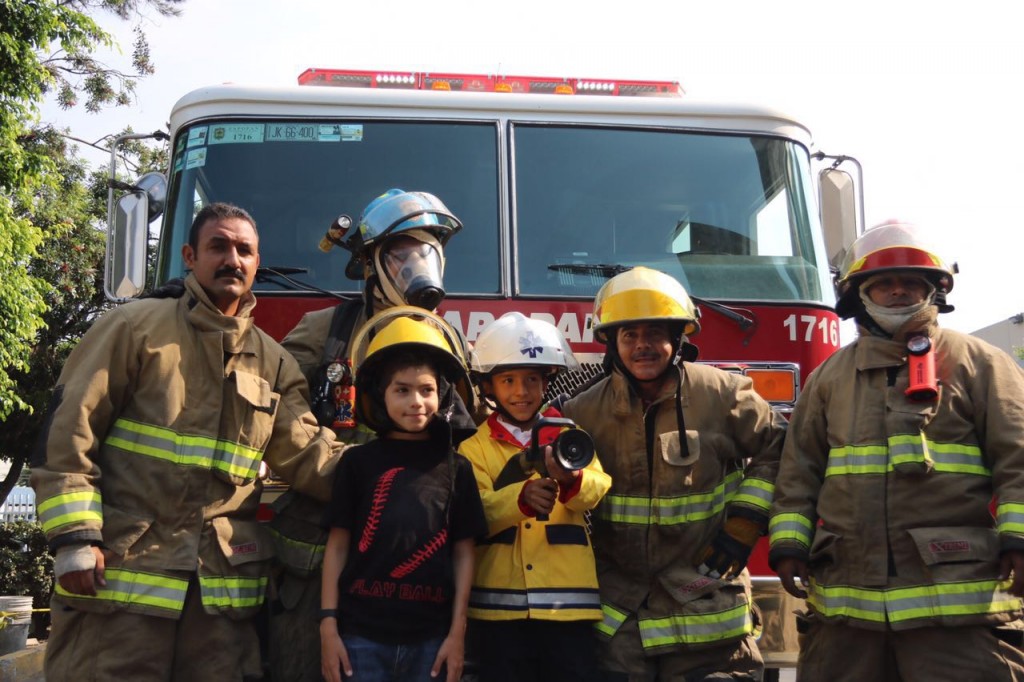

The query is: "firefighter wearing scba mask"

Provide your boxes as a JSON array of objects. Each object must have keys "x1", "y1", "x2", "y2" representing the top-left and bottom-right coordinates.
[
  {"x1": 268, "y1": 189, "x2": 478, "y2": 681},
  {"x1": 560, "y1": 267, "x2": 787, "y2": 681},
  {"x1": 770, "y1": 221, "x2": 1024, "y2": 680}
]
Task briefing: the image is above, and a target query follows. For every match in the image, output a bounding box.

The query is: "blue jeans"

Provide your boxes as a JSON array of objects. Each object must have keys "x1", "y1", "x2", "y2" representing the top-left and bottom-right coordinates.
[{"x1": 342, "y1": 634, "x2": 445, "y2": 681}]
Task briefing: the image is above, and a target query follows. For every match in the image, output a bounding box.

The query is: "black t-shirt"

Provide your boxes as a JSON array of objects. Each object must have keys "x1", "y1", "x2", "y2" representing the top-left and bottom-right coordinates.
[{"x1": 322, "y1": 432, "x2": 487, "y2": 643}]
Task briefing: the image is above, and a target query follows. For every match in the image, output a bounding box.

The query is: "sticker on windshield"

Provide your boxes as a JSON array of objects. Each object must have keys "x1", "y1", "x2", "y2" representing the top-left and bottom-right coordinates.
[
  {"x1": 185, "y1": 148, "x2": 207, "y2": 170},
  {"x1": 175, "y1": 136, "x2": 186, "y2": 154},
  {"x1": 341, "y1": 124, "x2": 363, "y2": 142},
  {"x1": 173, "y1": 154, "x2": 184, "y2": 174},
  {"x1": 187, "y1": 126, "x2": 208, "y2": 148},
  {"x1": 209, "y1": 123, "x2": 265, "y2": 144},
  {"x1": 317, "y1": 124, "x2": 342, "y2": 142}
]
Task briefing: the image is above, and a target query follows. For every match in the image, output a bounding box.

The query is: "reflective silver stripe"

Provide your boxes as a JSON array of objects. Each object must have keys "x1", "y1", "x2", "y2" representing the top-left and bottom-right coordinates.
[
  {"x1": 827, "y1": 439, "x2": 988, "y2": 477},
  {"x1": 37, "y1": 490, "x2": 103, "y2": 533},
  {"x1": 639, "y1": 602, "x2": 753, "y2": 647},
  {"x1": 652, "y1": 472, "x2": 740, "y2": 525},
  {"x1": 470, "y1": 589, "x2": 528, "y2": 609},
  {"x1": 809, "y1": 579, "x2": 1020, "y2": 624},
  {"x1": 807, "y1": 582, "x2": 886, "y2": 622},
  {"x1": 926, "y1": 441, "x2": 988, "y2": 475},
  {"x1": 597, "y1": 495, "x2": 651, "y2": 524},
  {"x1": 527, "y1": 589, "x2": 601, "y2": 610},
  {"x1": 55, "y1": 568, "x2": 189, "y2": 613},
  {"x1": 106, "y1": 418, "x2": 262, "y2": 480},
  {"x1": 470, "y1": 588, "x2": 601, "y2": 611},
  {"x1": 595, "y1": 602, "x2": 628, "y2": 638},
  {"x1": 769, "y1": 512, "x2": 814, "y2": 549},
  {"x1": 598, "y1": 473, "x2": 740, "y2": 526},
  {"x1": 997, "y1": 502, "x2": 1024, "y2": 535},
  {"x1": 199, "y1": 575, "x2": 268, "y2": 609},
  {"x1": 826, "y1": 445, "x2": 888, "y2": 476},
  {"x1": 888, "y1": 434, "x2": 931, "y2": 468},
  {"x1": 731, "y1": 477, "x2": 774, "y2": 513}
]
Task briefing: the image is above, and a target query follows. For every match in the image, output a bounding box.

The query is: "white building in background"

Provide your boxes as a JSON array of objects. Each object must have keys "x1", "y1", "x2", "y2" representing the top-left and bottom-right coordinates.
[{"x1": 972, "y1": 313, "x2": 1024, "y2": 367}]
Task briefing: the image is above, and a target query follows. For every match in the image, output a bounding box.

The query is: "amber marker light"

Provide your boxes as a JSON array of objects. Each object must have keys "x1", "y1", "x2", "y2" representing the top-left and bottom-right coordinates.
[{"x1": 745, "y1": 368, "x2": 797, "y2": 403}]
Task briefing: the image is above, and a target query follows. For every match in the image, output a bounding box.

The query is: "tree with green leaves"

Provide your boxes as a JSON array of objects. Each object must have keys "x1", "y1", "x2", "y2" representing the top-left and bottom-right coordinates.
[
  {"x1": 1, "y1": 1, "x2": 183, "y2": 502},
  {"x1": 0, "y1": 0, "x2": 182, "y2": 420}
]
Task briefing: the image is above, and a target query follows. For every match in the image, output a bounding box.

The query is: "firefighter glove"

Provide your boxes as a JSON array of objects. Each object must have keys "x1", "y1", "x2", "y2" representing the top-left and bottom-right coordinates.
[{"x1": 697, "y1": 515, "x2": 764, "y2": 580}]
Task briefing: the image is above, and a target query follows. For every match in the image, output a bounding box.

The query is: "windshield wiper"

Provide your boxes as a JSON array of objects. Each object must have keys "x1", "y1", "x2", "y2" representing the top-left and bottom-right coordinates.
[
  {"x1": 545, "y1": 262, "x2": 754, "y2": 332},
  {"x1": 256, "y1": 266, "x2": 348, "y2": 301},
  {"x1": 691, "y1": 296, "x2": 755, "y2": 332},
  {"x1": 547, "y1": 263, "x2": 632, "y2": 277}
]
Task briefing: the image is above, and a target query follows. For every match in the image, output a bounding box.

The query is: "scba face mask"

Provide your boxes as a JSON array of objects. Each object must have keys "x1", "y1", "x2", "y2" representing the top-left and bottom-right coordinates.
[{"x1": 375, "y1": 232, "x2": 446, "y2": 309}]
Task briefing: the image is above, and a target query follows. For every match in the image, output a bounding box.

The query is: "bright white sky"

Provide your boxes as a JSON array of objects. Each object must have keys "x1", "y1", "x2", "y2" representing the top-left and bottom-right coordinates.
[{"x1": 40, "y1": 0, "x2": 1023, "y2": 338}]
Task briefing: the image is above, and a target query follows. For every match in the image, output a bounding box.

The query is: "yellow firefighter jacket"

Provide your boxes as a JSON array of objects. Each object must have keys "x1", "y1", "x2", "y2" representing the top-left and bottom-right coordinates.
[
  {"x1": 31, "y1": 275, "x2": 342, "y2": 620},
  {"x1": 769, "y1": 309, "x2": 1024, "y2": 630},
  {"x1": 459, "y1": 409, "x2": 611, "y2": 621},
  {"x1": 563, "y1": 363, "x2": 786, "y2": 653}
]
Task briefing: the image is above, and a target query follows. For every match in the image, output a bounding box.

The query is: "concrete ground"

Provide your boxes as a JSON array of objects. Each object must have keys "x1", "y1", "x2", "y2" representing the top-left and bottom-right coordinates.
[{"x1": 0, "y1": 639, "x2": 45, "y2": 682}]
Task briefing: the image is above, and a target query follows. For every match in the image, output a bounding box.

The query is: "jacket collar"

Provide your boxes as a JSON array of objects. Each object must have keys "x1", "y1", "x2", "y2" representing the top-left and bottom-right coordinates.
[
  {"x1": 608, "y1": 365, "x2": 683, "y2": 416},
  {"x1": 183, "y1": 274, "x2": 257, "y2": 353},
  {"x1": 854, "y1": 307, "x2": 939, "y2": 371},
  {"x1": 487, "y1": 406, "x2": 563, "y2": 448}
]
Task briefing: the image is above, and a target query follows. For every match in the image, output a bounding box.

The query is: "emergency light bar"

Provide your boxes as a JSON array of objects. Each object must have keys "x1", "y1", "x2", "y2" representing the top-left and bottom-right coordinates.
[{"x1": 297, "y1": 68, "x2": 683, "y2": 97}]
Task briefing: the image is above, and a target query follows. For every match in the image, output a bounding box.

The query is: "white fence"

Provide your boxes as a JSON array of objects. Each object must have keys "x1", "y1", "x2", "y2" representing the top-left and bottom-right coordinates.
[{"x1": 0, "y1": 486, "x2": 36, "y2": 522}]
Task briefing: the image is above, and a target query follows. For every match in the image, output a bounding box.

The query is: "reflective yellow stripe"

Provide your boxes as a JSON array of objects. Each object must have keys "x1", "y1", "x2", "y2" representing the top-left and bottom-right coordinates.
[
  {"x1": 808, "y1": 578, "x2": 1020, "y2": 624},
  {"x1": 199, "y1": 575, "x2": 268, "y2": 609},
  {"x1": 997, "y1": 502, "x2": 1024, "y2": 535},
  {"x1": 599, "y1": 472, "x2": 740, "y2": 526},
  {"x1": 888, "y1": 433, "x2": 933, "y2": 471},
  {"x1": 106, "y1": 417, "x2": 263, "y2": 480},
  {"x1": 731, "y1": 477, "x2": 774, "y2": 514},
  {"x1": 55, "y1": 568, "x2": 188, "y2": 613},
  {"x1": 826, "y1": 440, "x2": 987, "y2": 477},
  {"x1": 769, "y1": 512, "x2": 814, "y2": 549},
  {"x1": 595, "y1": 602, "x2": 628, "y2": 638},
  {"x1": 266, "y1": 527, "x2": 325, "y2": 571},
  {"x1": 38, "y1": 490, "x2": 103, "y2": 533},
  {"x1": 825, "y1": 444, "x2": 888, "y2": 476},
  {"x1": 639, "y1": 602, "x2": 753, "y2": 647}
]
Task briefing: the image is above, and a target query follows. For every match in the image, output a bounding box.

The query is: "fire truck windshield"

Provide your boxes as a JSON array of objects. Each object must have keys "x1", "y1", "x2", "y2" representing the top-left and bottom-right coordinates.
[{"x1": 158, "y1": 118, "x2": 832, "y2": 304}]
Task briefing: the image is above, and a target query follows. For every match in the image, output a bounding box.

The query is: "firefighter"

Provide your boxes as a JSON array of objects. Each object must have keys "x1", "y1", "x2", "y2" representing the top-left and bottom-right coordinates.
[
  {"x1": 459, "y1": 312, "x2": 611, "y2": 681},
  {"x1": 769, "y1": 221, "x2": 1024, "y2": 680},
  {"x1": 30, "y1": 203, "x2": 344, "y2": 681},
  {"x1": 269, "y1": 188, "x2": 477, "y2": 681},
  {"x1": 561, "y1": 267, "x2": 786, "y2": 681}
]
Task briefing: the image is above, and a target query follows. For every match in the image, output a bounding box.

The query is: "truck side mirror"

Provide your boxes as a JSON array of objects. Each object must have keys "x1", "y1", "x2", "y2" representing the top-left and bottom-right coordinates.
[
  {"x1": 818, "y1": 167, "x2": 858, "y2": 269},
  {"x1": 106, "y1": 172, "x2": 167, "y2": 300}
]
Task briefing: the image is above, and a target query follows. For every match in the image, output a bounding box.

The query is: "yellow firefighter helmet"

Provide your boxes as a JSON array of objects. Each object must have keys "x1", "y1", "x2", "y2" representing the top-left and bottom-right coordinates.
[
  {"x1": 592, "y1": 267, "x2": 701, "y2": 343},
  {"x1": 351, "y1": 307, "x2": 473, "y2": 433}
]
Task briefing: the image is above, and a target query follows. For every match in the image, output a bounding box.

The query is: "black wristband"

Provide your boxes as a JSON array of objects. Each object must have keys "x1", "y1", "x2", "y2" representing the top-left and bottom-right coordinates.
[{"x1": 318, "y1": 608, "x2": 338, "y2": 621}]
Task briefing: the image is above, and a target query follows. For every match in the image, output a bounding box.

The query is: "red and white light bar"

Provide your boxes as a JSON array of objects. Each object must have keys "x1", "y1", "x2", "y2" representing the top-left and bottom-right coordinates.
[{"x1": 297, "y1": 68, "x2": 683, "y2": 97}]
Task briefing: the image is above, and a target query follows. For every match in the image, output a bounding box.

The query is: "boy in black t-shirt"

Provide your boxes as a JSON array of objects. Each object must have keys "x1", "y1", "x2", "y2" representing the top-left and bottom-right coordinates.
[{"x1": 320, "y1": 310, "x2": 486, "y2": 682}]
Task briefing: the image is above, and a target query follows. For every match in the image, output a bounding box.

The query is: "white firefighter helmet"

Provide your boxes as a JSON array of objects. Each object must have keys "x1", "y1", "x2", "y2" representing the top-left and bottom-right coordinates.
[
  {"x1": 835, "y1": 220, "x2": 955, "y2": 318},
  {"x1": 470, "y1": 312, "x2": 580, "y2": 377}
]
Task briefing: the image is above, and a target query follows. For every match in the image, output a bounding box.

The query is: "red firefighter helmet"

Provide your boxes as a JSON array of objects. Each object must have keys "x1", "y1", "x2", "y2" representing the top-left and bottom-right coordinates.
[{"x1": 835, "y1": 220, "x2": 955, "y2": 319}]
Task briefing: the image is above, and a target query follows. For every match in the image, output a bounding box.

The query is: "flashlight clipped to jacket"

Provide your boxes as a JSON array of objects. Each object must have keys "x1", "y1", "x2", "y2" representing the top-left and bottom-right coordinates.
[{"x1": 905, "y1": 334, "x2": 939, "y2": 402}]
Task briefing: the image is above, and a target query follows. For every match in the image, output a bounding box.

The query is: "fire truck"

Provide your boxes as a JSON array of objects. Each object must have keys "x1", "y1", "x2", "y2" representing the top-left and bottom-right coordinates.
[{"x1": 106, "y1": 68, "x2": 861, "y2": 678}]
